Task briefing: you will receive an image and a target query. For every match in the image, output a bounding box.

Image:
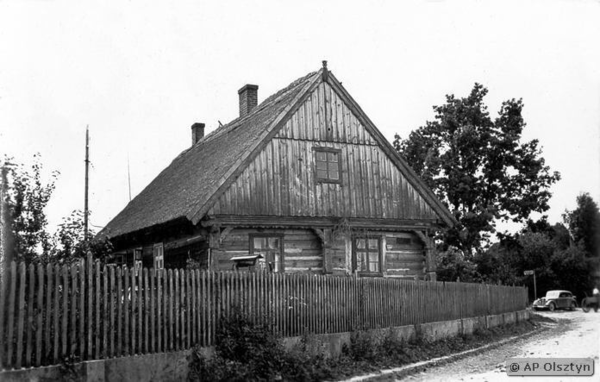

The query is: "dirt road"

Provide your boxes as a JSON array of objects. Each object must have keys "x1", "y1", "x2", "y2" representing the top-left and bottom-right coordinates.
[{"x1": 401, "y1": 310, "x2": 599, "y2": 382}]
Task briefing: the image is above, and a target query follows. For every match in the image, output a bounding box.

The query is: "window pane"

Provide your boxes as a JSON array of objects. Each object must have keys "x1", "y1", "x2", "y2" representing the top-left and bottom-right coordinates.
[
  {"x1": 370, "y1": 262, "x2": 379, "y2": 273},
  {"x1": 254, "y1": 238, "x2": 264, "y2": 249},
  {"x1": 328, "y1": 162, "x2": 338, "y2": 172},
  {"x1": 316, "y1": 161, "x2": 327, "y2": 170},
  {"x1": 356, "y1": 252, "x2": 367, "y2": 271},
  {"x1": 327, "y1": 152, "x2": 338, "y2": 162},
  {"x1": 356, "y1": 239, "x2": 366, "y2": 249},
  {"x1": 317, "y1": 169, "x2": 328, "y2": 179},
  {"x1": 268, "y1": 238, "x2": 279, "y2": 248},
  {"x1": 316, "y1": 151, "x2": 327, "y2": 161},
  {"x1": 369, "y1": 252, "x2": 379, "y2": 263},
  {"x1": 368, "y1": 239, "x2": 379, "y2": 249},
  {"x1": 329, "y1": 170, "x2": 339, "y2": 180}
]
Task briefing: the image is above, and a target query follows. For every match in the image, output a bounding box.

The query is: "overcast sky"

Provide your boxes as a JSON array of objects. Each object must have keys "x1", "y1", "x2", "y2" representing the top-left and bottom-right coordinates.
[{"x1": 1, "y1": 0, "x2": 599, "y2": 235}]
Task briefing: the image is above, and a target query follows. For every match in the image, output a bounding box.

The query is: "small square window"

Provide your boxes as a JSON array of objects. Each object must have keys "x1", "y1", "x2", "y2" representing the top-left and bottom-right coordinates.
[
  {"x1": 352, "y1": 236, "x2": 382, "y2": 275},
  {"x1": 250, "y1": 234, "x2": 284, "y2": 273},
  {"x1": 314, "y1": 147, "x2": 342, "y2": 183}
]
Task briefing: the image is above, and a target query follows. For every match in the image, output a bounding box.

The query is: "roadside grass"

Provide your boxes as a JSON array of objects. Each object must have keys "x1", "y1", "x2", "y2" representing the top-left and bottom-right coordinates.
[{"x1": 188, "y1": 313, "x2": 544, "y2": 382}]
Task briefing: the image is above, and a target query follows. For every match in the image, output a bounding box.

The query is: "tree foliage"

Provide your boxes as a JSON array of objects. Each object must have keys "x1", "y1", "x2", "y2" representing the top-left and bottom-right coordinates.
[
  {"x1": 2, "y1": 154, "x2": 112, "y2": 264},
  {"x1": 394, "y1": 84, "x2": 560, "y2": 254},
  {"x1": 563, "y1": 192, "x2": 600, "y2": 258},
  {"x1": 472, "y1": 213, "x2": 599, "y2": 301},
  {"x1": 53, "y1": 210, "x2": 113, "y2": 264},
  {"x1": 2, "y1": 154, "x2": 58, "y2": 263}
]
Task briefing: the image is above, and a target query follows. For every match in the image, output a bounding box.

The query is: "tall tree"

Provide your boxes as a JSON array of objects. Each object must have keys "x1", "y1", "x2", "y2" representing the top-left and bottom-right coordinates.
[
  {"x1": 2, "y1": 154, "x2": 59, "y2": 263},
  {"x1": 563, "y1": 193, "x2": 600, "y2": 258},
  {"x1": 394, "y1": 83, "x2": 560, "y2": 254}
]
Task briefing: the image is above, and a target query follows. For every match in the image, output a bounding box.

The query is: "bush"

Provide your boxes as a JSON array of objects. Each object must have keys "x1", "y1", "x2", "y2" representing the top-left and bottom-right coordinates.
[
  {"x1": 188, "y1": 310, "x2": 539, "y2": 381},
  {"x1": 188, "y1": 310, "x2": 334, "y2": 382}
]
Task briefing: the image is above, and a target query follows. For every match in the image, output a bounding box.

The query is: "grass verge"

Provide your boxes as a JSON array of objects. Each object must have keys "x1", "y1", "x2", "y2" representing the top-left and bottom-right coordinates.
[{"x1": 188, "y1": 313, "x2": 546, "y2": 382}]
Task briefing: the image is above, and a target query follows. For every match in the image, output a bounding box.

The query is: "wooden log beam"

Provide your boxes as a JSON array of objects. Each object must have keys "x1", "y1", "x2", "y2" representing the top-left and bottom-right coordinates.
[
  {"x1": 413, "y1": 230, "x2": 437, "y2": 279},
  {"x1": 201, "y1": 215, "x2": 441, "y2": 230}
]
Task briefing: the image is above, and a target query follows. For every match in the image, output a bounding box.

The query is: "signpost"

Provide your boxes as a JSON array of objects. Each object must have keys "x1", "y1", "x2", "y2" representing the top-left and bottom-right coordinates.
[{"x1": 524, "y1": 270, "x2": 537, "y2": 300}]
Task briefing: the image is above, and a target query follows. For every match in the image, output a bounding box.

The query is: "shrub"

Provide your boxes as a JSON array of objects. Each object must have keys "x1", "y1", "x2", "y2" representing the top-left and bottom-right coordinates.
[{"x1": 188, "y1": 310, "x2": 334, "y2": 381}]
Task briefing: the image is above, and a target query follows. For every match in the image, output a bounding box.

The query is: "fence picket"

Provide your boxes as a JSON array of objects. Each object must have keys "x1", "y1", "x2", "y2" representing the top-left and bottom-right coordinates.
[
  {"x1": 68, "y1": 265, "x2": 77, "y2": 359},
  {"x1": 16, "y1": 263, "x2": 26, "y2": 368},
  {"x1": 150, "y1": 269, "x2": 155, "y2": 354},
  {"x1": 116, "y1": 267, "x2": 122, "y2": 357},
  {"x1": 143, "y1": 268, "x2": 149, "y2": 354},
  {"x1": 130, "y1": 265, "x2": 136, "y2": 355},
  {"x1": 35, "y1": 264, "x2": 43, "y2": 366},
  {"x1": 87, "y1": 258, "x2": 93, "y2": 360},
  {"x1": 103, "y1": 265, "x2": 109, "y2": 358},
  {"x1": 25, "y1": 264, "x2": 35, "y2": 367},
  {"x1": 109, "y1": 266, "x2": 116, "y2": 358},
  {"x1": 124, "y1": 267, "x2": 130, "y2": 356},
  {"x1": 78, "y1": 261, "x2": 85, "y2": 360}
]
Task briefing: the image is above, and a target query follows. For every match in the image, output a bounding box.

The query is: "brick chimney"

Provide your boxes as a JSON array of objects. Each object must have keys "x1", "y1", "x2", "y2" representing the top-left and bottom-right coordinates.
[
  {"x1": 238, "y1": 84, "x2": 258, "y2": 118},
  {"x1": 191, "y1": 122, "x2": 205, "y2": 145}
]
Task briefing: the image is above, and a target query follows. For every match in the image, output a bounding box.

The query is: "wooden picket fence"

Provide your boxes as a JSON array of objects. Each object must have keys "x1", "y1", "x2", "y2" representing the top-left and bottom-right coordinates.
[{"x1": 0, "y1": 256, "x2": 527, "y2": 371}]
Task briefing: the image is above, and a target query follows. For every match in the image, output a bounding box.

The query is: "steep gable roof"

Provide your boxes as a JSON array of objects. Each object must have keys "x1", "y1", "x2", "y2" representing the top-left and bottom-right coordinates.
[
  {"x1": 101, "y1": 70, "x2": 321, "y2": 238},
  {"x1": 101, "y1": 65, "x2": 456, "y2": 239}
]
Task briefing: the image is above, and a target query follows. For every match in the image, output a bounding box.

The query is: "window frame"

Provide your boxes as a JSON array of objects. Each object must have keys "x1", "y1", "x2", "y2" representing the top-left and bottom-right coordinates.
[
  {"x1": 153, "y1": 243, "x2": 164, "y2": 270},
  {"x1": 313, "y1": 147, "x2": 342, "y2": 184},
  {"x1": 249, "y1": 233, "x2": 285, "y2": 273},
  {"x1": 352, "y1": 235, "x2": 383, "y2": 276}
]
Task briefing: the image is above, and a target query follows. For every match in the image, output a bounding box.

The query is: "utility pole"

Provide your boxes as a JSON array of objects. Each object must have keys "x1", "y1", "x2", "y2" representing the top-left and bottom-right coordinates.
[
  {"x1": 127, "y1": 153, "x2": 132, "y2": 202},
  {"x1": 84, "y1": 125, "x2": 90, "y2": 241}
]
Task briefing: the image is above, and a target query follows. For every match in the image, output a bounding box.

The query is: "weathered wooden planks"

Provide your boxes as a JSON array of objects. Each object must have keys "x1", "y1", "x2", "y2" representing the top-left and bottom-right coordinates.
[
  {"x1": 0, "y1": 256, "x2": 527, "y2": 371},
  {"x1": 208, "y1": 81, "x2": 439, "y2": 223}
]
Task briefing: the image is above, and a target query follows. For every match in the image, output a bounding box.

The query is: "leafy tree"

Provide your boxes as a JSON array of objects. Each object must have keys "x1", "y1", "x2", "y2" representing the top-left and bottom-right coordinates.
[
  {"x1": 563, "y1": 193, "x2": 600, "y2": 258},
  {"x1": 2, "y1": 154, "x2": 59, "y2": 263},
  {"x1": 435, "y1": 246, "x2": 480, "y2": 282},
  {"x1": 394, "y1": 84, "x2": 560, "y2": 254},
  {"x1": 52, "y1": 210, "x2": 113, "y2": 264},
  {"x1": 474, "y1": 240, "x2": 522, "y2": 286},
  {"x1": 551, "y1": 244, "x2": 597, "y2": 301},
  {"x1": 2, "y1": 155, "x2": 112, "y2": 265}
]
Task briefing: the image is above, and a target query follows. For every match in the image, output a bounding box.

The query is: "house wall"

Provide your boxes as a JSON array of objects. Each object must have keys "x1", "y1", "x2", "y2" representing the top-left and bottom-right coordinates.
[
  {"x1": 207, "y1": 81, "x2": 439, "y2": 222},
  {"x1": 210, "y1": 227, "x2": 426, "y2": 278},
  {"x1": 213, "y1": 228, "x2": 323, "y2": 273}
]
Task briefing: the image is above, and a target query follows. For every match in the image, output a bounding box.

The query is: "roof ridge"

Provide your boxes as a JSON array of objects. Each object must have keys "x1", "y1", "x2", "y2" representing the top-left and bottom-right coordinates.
[{"x1": 197, "y1": 71, "x2": 319, "y2": 144}]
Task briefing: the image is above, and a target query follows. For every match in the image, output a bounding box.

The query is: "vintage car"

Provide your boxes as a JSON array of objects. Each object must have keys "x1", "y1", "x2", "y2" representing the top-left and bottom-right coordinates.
[{"x1": 533, "y1": 290, "x2": 577, "y2": 311}]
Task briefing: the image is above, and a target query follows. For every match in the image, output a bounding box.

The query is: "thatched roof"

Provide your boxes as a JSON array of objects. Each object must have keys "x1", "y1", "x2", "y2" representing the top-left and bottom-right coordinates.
[{"x1": 101, "y1": 70, "x2": 320, "y2": 238}]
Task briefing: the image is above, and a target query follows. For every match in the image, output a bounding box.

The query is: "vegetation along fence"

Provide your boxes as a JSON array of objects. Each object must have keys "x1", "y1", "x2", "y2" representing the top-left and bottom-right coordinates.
[{"x1": 0, "y1": 256, "x2": 527, "y2": 370}]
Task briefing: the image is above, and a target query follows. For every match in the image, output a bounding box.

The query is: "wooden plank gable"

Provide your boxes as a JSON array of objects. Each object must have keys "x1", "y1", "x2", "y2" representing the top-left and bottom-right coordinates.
[{"x1": 207, "y1": 81, "x2": 444, "y2": 224}]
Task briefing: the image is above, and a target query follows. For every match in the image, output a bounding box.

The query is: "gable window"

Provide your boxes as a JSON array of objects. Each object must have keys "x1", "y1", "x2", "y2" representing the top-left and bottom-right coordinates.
[
  {"x1": 314, "y1": 147, "x2": 341, "y2": 183},
  {"x1": 352, "y1": 236, "x2": 382, "y2": 275},
  {"x1": 250, "y1": 234, "x2": 284, "y2": 272}
]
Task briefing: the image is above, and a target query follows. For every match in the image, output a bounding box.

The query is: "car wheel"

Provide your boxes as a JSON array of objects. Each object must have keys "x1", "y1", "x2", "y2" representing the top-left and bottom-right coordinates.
[
  {"x1": 582, "y1": 299, "x2": 591, "y2": 313},
  {"x1": 548, "y1": 302, "x2": 556, "y2": 312}
]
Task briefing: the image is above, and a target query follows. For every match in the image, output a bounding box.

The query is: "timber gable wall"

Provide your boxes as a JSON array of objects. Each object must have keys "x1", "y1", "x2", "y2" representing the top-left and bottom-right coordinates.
[{"x1": 207, "y1": 81, "x2": 439, "y2": 222}]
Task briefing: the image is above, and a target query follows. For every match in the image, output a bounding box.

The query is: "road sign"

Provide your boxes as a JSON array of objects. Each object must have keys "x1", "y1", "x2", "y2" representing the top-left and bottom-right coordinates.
[{"x1": 524, "y1": 270, "x2": 534, "y2": 275}]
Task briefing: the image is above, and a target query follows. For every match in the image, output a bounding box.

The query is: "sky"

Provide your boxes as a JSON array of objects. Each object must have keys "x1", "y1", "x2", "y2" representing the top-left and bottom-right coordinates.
[{"x1": 1, "y1": 0, "x2": 599, "y2": 235}]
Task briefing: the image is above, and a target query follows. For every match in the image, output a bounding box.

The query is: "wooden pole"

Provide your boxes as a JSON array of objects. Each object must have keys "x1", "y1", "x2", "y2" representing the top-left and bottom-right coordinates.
[{"x1": 84, "y1": 125, "x2": 89, "y2": 240}]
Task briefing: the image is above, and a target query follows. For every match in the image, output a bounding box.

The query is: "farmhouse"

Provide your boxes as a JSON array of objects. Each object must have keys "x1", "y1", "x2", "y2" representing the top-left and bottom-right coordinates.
[{"x1": 100, "y1": 62, "x2": 455, "y2": 280}]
